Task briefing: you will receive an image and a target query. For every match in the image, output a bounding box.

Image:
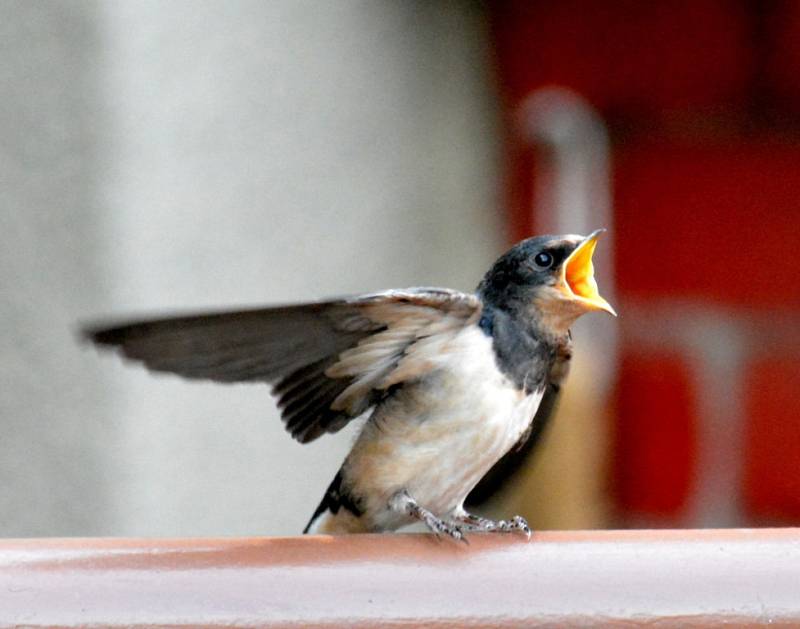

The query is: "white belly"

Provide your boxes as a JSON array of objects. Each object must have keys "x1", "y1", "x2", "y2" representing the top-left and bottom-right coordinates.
[{"x1": 344, "y1": 326, "x2": 544, "y2": 530}]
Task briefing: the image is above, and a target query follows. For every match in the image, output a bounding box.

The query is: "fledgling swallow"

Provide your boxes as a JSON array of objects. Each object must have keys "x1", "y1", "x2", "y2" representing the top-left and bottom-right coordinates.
[{"x1": 84, "y1": 230, "x2": 614, "y2": 540}]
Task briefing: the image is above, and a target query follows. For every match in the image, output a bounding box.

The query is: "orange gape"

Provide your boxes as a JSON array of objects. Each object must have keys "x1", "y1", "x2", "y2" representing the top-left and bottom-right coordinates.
[{"x1": 562, "y1": 230, "x2": 616, "y2": 316}]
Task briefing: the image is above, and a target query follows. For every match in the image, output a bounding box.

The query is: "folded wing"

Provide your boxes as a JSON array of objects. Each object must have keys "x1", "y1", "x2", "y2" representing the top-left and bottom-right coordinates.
[{"x1": 84, "y1": 288, "x2": 481, "y2": 443}]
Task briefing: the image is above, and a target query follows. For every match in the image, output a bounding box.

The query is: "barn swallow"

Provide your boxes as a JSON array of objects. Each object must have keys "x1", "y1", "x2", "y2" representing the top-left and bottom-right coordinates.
[{"x1": 84, "y1": 230, "x2": 614, "y2": 540}]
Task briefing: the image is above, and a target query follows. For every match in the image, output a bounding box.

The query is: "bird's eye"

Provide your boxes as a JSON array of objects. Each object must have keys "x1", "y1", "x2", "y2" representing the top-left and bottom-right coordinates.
[{"x1": 533, "y1": 252, "x2": 553, "y2": 269}]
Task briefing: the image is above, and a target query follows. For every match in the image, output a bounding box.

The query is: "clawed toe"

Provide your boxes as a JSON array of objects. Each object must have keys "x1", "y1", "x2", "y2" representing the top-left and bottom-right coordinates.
[
  {"x1": 389, "y1": 490, "x2": 529, "y2": 542},
  {"x1": 458, "y1": 513, "x2": 532, "y2": 538},
  {"x1": 389, "y1": 490, "x2": 467, "y2": 542},
  {"x1": 424, "y1": 513, "x2": 465, "y2": 541},
  {"x1": 508, "y1": 515, "x2": 531, "y2": 538}
]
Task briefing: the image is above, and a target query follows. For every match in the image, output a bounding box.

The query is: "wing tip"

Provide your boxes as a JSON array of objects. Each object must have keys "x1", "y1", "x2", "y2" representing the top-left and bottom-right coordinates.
[{"x1": 80, "y1": 321, "x2": 129, "y2": 348}]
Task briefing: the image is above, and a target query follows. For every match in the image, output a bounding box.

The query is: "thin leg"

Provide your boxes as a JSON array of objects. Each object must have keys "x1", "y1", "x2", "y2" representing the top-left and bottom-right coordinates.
[{"x1": 389, "y1": 490, "x2": 465, "y2": 542}]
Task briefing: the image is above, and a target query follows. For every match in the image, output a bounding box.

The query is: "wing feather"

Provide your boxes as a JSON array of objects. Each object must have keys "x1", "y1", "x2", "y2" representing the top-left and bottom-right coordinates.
[{"x1": 84, "y1": 288, "x2": 481, "y2": 443}]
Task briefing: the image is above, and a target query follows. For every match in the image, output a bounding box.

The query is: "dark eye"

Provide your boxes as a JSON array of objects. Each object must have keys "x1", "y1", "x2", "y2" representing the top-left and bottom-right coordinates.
[{"x1": 533, "y1": 251, "x2": 553, "y2": 269}]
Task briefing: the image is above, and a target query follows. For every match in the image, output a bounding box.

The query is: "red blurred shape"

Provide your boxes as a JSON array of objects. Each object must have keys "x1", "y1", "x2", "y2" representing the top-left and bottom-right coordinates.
[
  {"x1": 615, "y1": 139, "x2": 800, "y2": 307},
  {"x1": 491, "y1": 0, "x2": 753, "y2": 114},
  {"x1": 743, "y1": 357, "x2": 800, "y2": 522},
  {"x1": 766, "y1": 1, "x2": 800, "y2": 108},
  {"x1": 614, "y1": 352, "x2": 697, "y2": 518}
]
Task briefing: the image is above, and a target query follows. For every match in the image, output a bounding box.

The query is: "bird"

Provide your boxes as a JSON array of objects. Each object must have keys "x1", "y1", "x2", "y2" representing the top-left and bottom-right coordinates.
[{"x1": 83, "y1": 230, "x2": 615, "y2": 540}]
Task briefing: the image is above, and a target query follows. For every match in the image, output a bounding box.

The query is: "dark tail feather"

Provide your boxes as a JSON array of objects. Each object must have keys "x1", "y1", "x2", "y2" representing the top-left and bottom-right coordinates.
[
  {"x1": 303, "y1": 495, "x2": 330, "y2": 534},
  {"x1": 303, "y1": 471, "x2": 363, "y2": 534}
]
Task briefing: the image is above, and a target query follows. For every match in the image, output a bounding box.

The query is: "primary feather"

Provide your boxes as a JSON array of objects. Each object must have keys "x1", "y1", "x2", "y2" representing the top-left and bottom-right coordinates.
[{"x1": 84, "y1": 288, "x2": 481, "y2": 443}]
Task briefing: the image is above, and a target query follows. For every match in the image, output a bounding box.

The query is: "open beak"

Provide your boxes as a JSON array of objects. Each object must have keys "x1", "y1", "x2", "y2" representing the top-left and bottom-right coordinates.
[{"x1": 560, "y1": 229, "x2": 616, "y2": 316}]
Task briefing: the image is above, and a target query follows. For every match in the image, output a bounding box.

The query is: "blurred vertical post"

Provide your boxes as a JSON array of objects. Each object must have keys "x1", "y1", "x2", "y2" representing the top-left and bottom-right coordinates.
[{"x1": 495, "y1": 88, "x2": 617, "y2": 529}]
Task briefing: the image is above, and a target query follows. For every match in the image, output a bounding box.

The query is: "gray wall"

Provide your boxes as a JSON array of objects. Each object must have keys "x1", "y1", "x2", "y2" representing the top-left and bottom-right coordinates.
[{"x1": 0, "y1": 1, "x2": 502, "y2": 536}]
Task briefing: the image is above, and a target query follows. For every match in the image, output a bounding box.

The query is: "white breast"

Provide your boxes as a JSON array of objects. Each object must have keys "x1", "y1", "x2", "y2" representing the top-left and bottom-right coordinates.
[{"x1": 345, "y1": 326, "x2": 544, "y2": 529}]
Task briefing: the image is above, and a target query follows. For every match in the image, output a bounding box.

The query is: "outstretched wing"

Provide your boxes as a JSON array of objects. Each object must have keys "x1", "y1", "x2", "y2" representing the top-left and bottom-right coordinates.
[{"x1": 84, "y1": 288, "x2": 481, "y2": 443}]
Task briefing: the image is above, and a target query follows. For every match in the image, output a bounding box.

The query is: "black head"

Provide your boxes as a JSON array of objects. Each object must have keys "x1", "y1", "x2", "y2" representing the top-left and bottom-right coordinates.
[{"x1": 477, "y1": 230, "x2": 615, "y2": 334}]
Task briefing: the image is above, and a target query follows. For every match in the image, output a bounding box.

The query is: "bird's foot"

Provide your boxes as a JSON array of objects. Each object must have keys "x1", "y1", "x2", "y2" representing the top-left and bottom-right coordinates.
[
  {"x1": 389, "y1": 490, "x2": 465, "y2": 542},
  {"x1": 457, "y1": 513, "x2": 531, "y2": 538}
]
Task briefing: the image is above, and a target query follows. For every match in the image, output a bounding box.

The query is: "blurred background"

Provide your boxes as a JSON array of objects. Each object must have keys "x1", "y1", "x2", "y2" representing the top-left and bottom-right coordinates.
[{"x1": 1, "y1": 0, "x2": 798, "y2": 538}]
